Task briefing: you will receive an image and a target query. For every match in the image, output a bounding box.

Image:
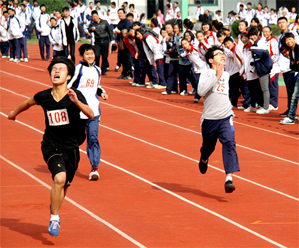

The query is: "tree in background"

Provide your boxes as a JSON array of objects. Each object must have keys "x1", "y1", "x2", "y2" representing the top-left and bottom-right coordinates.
[{"x1": 37, "y1": 0, "x2": 69, "y2": 14}]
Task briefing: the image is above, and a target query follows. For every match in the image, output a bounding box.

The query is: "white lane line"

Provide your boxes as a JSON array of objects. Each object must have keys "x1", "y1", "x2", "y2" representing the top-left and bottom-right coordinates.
[
  {"x1": 0, "y1": 155, "x2": 146, "y2": 248},
  {"x1": 1, "y1": 78, "x2": 298, "y2": 166},
  {"x1": 1, "y1": 87, "x2": 299, "y2": 201},
  {"x1": 101, "y1": 101, "x2": 299, "y2": 165},
  {"x1": 102, "y1": 86, "x2": 299, "y2": 141},
  {"x1": 0, "y1": 118, "x2": 289, "y2": 248},
  {"x1": 1, "y1": 65, "x2": 297, "y2": 141}
]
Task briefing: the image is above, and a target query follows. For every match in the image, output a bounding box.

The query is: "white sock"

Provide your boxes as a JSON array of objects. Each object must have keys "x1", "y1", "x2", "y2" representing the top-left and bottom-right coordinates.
[
  {"x1": 226, "y1": 176, "x2": 233, "y2": 182},
  {"x1": 50, "y1": 214, "x2": 60, "y2": 221}
]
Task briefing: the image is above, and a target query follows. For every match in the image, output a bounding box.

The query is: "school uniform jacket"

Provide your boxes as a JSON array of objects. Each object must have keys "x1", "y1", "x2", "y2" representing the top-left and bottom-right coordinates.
[
  {"x1": 36, "y1": 12, "x2": 51, "y2": 36},
  {"x1": 32, "y1": 6, "x2": 41, "y2": 22},
  {"x1": 197, "y1": 38, "x2": 211, "y2": 61},
  {"x1": 49, "y1": 25, "x2": 63, "y2": 51},
  {"x1": 7, "y1": 15, "x2": 24, "y2": 39},
  {"x1": 59, "y1": 17, "x2": 80, "y2": 46},
  {"x1": 18, "y1": 11, "x2": 31, "y2": 27},
  {"x1": 67, "y1": 61, "x2": 106, "y2": 119},
  {"x1": 195, "y1": 6, "x2": 204, "y2": 20},
  {"x1": 186, "y1": 45, "x2": 208, "y2": 74},
  {"x1": 242, "y1": 40, "x2": 258, "y2": 81},
  {"x1": 142, "y1": 33, "x2": 163, "y2": 65},
  {"x1": 0, "y1": 23, "x2": 8, "y2": 42},
  {"x1": 224, "y1": 43, "x2": 245, "y2": 76}
]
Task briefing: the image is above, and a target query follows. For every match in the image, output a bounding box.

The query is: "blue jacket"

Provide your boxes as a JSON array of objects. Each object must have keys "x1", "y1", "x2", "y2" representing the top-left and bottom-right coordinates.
[{"x1": 249, "y1": 47, "x2": 273, "y2": 77}]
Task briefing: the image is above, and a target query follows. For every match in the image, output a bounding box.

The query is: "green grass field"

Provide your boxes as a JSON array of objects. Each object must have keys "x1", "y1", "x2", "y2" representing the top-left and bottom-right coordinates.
[{"x1": 26, "y1": 34, "x2": 90, "y2": 45}]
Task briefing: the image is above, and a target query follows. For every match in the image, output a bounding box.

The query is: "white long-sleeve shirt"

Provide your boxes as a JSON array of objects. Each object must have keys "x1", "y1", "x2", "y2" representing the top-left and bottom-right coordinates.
[
  {"x1": 0, "y1": 24, "x2": 8, "y2": 42},
  {"x1": 197, "y1": 69, "x2": 233, "y2": 120},
  {"x1": 224, "y1": 43, "x2": 245, "y2": 76},
  {"x1": 67, "y1": 62, "x2": 106, "y2": 119},
  {"x1": 18, "y1": 10, "x2": 31, "y2": 27},
  {"x1": 195, "y1": 6, "x2": 204, "y2": 20},
  {"x1": 242, "y1": 42, "x2": 258, "y2": 81},
  {"x1": 32, "y1": 6, "x2": 41, "y2": 22},
  {"x1": 7, "y1": 15, "x2": 24, "y2": 39},
  {"x1": 142, "y1": 34, "x2": 163, "y2": 65},
  {"x1": 36, "y1": 13, "x2": 51, "y2": 36},
  {"x1": 186, "y1": 45, "x2": 208, "y2": 74},
  {"x1": 49, "y1": 26, "x2": 63, "y2": 51},
  {"x1": 109, "y1": 7, "x2": 119, "y2": 25}
]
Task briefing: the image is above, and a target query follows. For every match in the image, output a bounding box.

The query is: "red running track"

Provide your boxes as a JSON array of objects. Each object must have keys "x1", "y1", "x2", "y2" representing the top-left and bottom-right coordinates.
[{"x1": 0, "y1": 44, "x2": 298, "y2": 248}]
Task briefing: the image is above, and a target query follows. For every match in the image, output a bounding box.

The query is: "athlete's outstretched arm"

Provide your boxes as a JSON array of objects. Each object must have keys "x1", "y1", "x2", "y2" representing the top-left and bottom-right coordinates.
[
  {"x1": 68, "y1": 89, "x2": 94, "y2": 119},
  {"x1": 8, "y1": 97, "x2": 37, "y2": 120}
]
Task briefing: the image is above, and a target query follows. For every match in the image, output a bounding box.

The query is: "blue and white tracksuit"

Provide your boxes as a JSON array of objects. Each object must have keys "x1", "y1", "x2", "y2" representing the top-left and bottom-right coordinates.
[{"x1": 67, "y1": 61, "x2": 106, "y2": 171}]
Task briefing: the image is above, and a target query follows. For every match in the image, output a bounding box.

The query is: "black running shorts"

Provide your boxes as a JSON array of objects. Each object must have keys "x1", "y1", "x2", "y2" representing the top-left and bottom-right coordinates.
[{"x1": 41, "y1": 143, "x2": 80, "y2": 186}]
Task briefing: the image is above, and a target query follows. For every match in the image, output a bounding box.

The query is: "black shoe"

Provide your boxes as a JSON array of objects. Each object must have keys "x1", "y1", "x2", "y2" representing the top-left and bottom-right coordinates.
[
  {"x1": 225, "y1": 180, "x2": 235, "y2": 193},
  {"x1": 280, "y1": 110, "x2": 289, "y2": 117},
  {"x1": 198, "y1": 159, "x2": 208, "y2": 174},
  {"x1": 117, "y1": 75, "x2": 125, "y2": 79},
  {"x1": 194, "y1": 98, "x2": 199, "y2": 103},
  {"x1": 102, "y1": 72, "x2": 107, "y2": 75}
]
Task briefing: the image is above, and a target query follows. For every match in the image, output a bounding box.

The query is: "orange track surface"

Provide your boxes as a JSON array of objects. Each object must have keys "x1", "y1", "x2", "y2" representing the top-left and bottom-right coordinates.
[{"x1": 1, "y1": 45, "x2": 298, "y2": 248}]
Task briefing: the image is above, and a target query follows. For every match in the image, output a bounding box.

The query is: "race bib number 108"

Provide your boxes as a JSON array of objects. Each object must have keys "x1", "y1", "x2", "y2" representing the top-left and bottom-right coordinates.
[{"x1": 47, "y1": 109, "x2": 70, "y2": 126}]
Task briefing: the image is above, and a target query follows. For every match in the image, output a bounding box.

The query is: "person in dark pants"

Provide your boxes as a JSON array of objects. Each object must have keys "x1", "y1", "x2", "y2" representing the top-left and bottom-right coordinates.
[
  {"x1": 115, "y1": 8, "x2": 132, "y2": 79},
  {"x1": 36, "y1": 4, "x2": 50, "y2": 60},
  {"x1": 88, "y1": 10, "x2": 112, "y2": 75},
  {"x1": 60, "y1": 7, "x2": 79, "y2": 64}
]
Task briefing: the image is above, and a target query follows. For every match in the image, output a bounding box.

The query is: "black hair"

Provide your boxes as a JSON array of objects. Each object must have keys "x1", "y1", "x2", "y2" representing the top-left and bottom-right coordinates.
[
  {"x1": 173, "y1": 22, "x2": 183, "y2": 32},
  {"x1": 132, "y1": 21, "x2": 141, "y2": 27},
  {"x1": 3, "y1": 11, "x2": 8, "y2": 14},
  {"x1": 202, "y1": 21, "x2": 212, "y2": 30},
  {"x1": 296, "y1": 15, "x2": 299, "y2": 23},
  {"x1": 212, "y1": 20, "x2": 223, "y2": 31},
  {"x1": 223, "y1": 36, "x2": 234, "y2": 44},
  {"x1": 216, "y1": 29, "x2": 226, "y2": 38},
  {"x1": 257, "y1": 3, "x2": 263, "y2": 7},
  {"x1": 251, "y1": 17, "x2": 260, "y2": 24},
  {"x1": 151, "y1": 17, "x2": 158, "y2": 27},
  {"x1": 247, "y1": 2, "x2": 252, "y2": 6},
  {"x1": 135, "y1": 28, "x2": 145, "y2": 39},
  {"x1": 196, "y1": 1, "x2": 201, "y2": 4},
  {"x1": 248, "y1": 26, "x2": 259, "y2": 36},
  {"x1": 111, "y1": 1, "x2": 116, "y2": 6},
  {"x1": 129, "y1": 3, "x2": 135, "y2": 8},
  {"x1": 180, "y1": 38, "x2": 189, "y2": 44},
  {"x1": 277, "y1": 16, "x2": 288, "y2": 23},
  {"x1": 127, "y1": 26, "x2": 133, "y2": 32},
  {"x1": 205, "y1": 46, "x2": 224, "y2": 68},
  {"x1": 140, "y1": 13, "x2": 145, "y2": 19},
  {"x1": 126, "y1": 13, "x2": 133, "y2": 18},
  {"x1": 40, "y1": 4, "x2": 46, "y2": 8},
  {"x1": 198, "y1": 14, "x2": 206, "y2": 22},
  {"x1": 91, "y1": 10, "x2": 98, "y2": 15},
  {"x1": 240, "y1": 32, "x2": 248, "y2": 39},
  {"x1": 184, "y1": 30, "x2": 195, "y2": 41},
  {"x1": 262, "y1": 26, "x2": 271, "y2": 31},
  {"x1": 166, "y1": 4, "x2": 170, "y2": 8},
  {"x1": 240, "y1": 4, "x2": 244, "y2": 8},
  {"x1": 117, "y1": 8, "x2": 125, "y2": 13},
  {"x1": 62, "y1": 7, "x2": 69, "y2": 12},
  {"x1": 47, "y1": 57, "x2": 75, "y2": 81},
  {"x1": 79, "y1": 43, "x2": 95, "y2": 57},
  {"x1": 69, "y1": 3, "x2": 74, "y2": 8},
  {"x1": 50, "y1": 17, "x2": 57, "y2": 22},
  {"x1": 21, "y1": 4, "x2": 26, "y2": 8},
  {"x1": 284, "y1": 32, "x2": 295, "y2": 39},
  {"x1": 183, "y1": 18, "x2": 193, "y2": 29},
  {"x1": 196, "y1": 30, "x2": 204, "y2": 36},
  {"x1": 239, "y1": 20, "x2": 248, "y2": 28}
]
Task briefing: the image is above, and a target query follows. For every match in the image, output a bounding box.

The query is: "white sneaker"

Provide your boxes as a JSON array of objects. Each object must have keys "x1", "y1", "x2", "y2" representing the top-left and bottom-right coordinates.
[
  {"x1": 269, "y1": 104, "x2": 278, "y2": 111},
  {"x1": 161, "y1": 91, "x2": 169, "y2": 95},
  {"x1": 24, "y1": 58, "x2": 28, "y2": 62},
  {"x1": 67, "y1": 55, "x2": 71, "y2": 59},
  {"x1": 244, "y1": 107, "x2": 256, "y2": 112},
  {"x1": 20, "y1": 58, "x2": 24, "y2": 62},
  {"x1": 9, "y1": 58, "x2": 14, "y2": 61},
  {"x1": 146, "y1": 85, "x2": 154, "y2": 88},
  {"x1": 14, "y1": 59, "x2": 20, "y2": 62},
  {"x1": 129, "y1": 81, "x2": 134, "y2": 84},
  {"x1": 180, "y1": 90, "x2": 188, "y2": 96},
  {"x1": 131, "y1": 66, "x2": 134, "y2": 71},
  {"x1": 256, "y1": 107, "x2": 270, "y2": 114},
  {"x1": 2, "y1": 55, "x2": 8, "y2": 58},
  {"x1": 237, "y1": 106, "x2": 245, "y2": 110},
  {"x1": 145, "y1": 81, "x2": 152, "y2": 85},
  {"x1": 279, "y1": 117, "x2": 295, "y2": 125},
  {"x1": 131, "y1": 82, "x2": 137, "y2": 86},
  {"x1": 189, "y1": 88, "x2": 196, "y2": 95},
  {"x1": 89, "y1": 170, "x2": 100, "y2": 180}
]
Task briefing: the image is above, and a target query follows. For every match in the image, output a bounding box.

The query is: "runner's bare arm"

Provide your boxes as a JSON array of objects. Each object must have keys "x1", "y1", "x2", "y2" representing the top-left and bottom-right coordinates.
[
  {"x1": 68, "y1": 89, "x2": 94, "y2": 119},
  {"x1": 8, "y1": 97, "x2": 37, "y2": 121}
]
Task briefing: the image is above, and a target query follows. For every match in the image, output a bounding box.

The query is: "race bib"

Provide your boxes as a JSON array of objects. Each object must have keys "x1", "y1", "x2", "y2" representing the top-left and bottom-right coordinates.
[
  {"x1": 47, "y1": 109, "x2": 70, "y2": 126},
  {"x1": 212, "y1": 78, "x2": 229, "y2": 95}
]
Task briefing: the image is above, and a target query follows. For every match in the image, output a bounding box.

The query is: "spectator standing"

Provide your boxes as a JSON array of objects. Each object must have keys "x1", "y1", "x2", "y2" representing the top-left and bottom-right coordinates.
[
  {"x1": 89, "y1": 10, "x2": 112, "y2": 75},
  {"x1": 36, "y1": 4, "x2": 50, "y2": 61}
]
